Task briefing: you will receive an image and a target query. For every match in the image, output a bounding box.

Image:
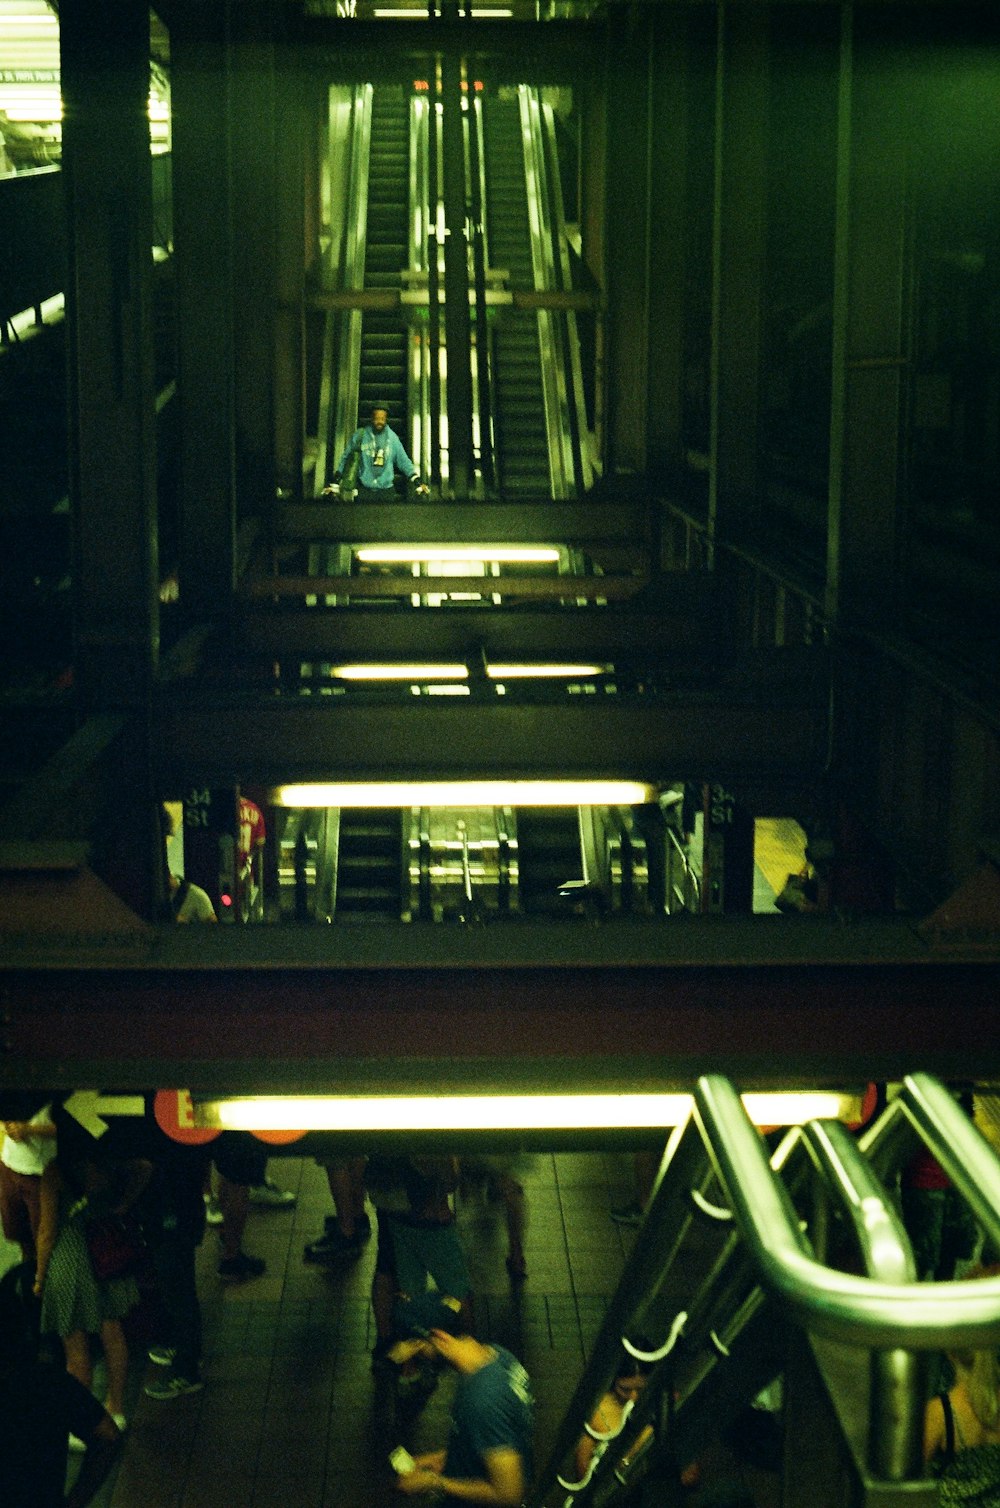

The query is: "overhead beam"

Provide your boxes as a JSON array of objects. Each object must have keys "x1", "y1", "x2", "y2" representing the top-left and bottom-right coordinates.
[
  {"x1": 292, "y1": 18, "x2": 602, "y2": 81},
  {"x1": 230, "y1": 600, "x2": 722, "y2": 662},
  {"x1": 154, "y1": 693, "x2": 827, "y2": 786},
  {"x1": 2, "y1": 918, "x2": 997, "y2": 1094},
  {"x1": 273, "y1": 500, "x2": 650, "y2": 544},
  {"x1": 240, "y1": 572, "x2": 647, "y2": 600}
]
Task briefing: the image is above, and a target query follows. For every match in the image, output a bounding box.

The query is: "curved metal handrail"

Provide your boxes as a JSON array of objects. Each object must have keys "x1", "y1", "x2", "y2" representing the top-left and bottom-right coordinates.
[{"x1": 695, "y1": 1074, "x2": 1000, "y2": 1350}]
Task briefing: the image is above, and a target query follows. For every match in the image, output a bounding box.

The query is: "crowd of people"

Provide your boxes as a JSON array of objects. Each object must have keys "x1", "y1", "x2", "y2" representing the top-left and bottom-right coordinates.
[{"x1": 4, "y1": 1087, "x2": 1000, "y2": 1507}]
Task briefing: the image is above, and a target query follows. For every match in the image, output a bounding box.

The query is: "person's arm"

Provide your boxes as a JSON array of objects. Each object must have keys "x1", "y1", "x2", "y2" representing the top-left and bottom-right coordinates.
[
  {"x1": 924, "y1": 1392, "x2": 947, "y2": 1465},
  {"x1": 111, "y1": 1158, "x2": 154, "y2": 1217},
  {"x1": 3, "y1": 1112, "x2": 57, "y2": 1142},
  {"x1": 65, "y1": 1413, "x2": 122, "y2": 1508},
  {"x1": 325, "y1": 429, "x2": 361, "y2": 489},
  {"x1": 34, "y1": 1159, "x2": 61, "y2": 1295},
  {"x1": 393, "y1": 437, "x2": 429, "y2": 493},
  {"x1": 574, "y1": 1397, "x2": 614, "y2": 1480},
  {"x1": 397, "y1": 1447, "x2": 525, "y2": 1504},
  {"x1": 411, "y1": 1450, "x2": 447, "y2": 1472}
]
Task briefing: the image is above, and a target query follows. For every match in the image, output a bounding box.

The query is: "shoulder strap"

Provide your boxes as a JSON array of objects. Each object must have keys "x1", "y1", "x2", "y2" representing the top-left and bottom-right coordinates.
[
  {"x1": 941, "y1": 1392, "x2": 956, "y2": 1463},
  {"x1": 171, "y1": 878, "x2": 191, "y2": 918}
]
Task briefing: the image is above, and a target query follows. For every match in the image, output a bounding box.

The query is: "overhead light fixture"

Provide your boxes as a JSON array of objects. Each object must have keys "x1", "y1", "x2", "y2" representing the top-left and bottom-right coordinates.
[
  {"x1": 328, "y1": 663, "x2": 608, "y2": 681},
  {"x1": 0, "y1": 13, "x2": 58, "y2": 26},
  {"x1": 0, "y1": 90, "x2": 62, "y2": 121},
  {"x1": 199, "y1": 1090, "x2": 859, "y2": 1134},
  {"x1": 272, "y1": 780, "x2": 656, "y2": 808},
  {"x1": 354, "y1": 545, "x2": 560, "y2": 564},
  {"x1": 331, "y1": 663, "x2": 468, "y2": 680},
  {"x1": 487, "y1": 663, "x2": 608, "y2": 679}
]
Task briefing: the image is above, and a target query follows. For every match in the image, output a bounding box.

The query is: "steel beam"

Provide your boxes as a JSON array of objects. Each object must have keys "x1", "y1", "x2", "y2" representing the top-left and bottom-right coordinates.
[
  {"x1": 230, "y1": 599, "x2": 721, "y2": 661},
  {"x1": 153, "y1": 693, "x2": 827, "y2": 787},
  {"x1": 1, "y1": 928, "x2": 997, "y2": 1097},
  {"x1": 272, "y1": 500, "x2": 649, "y2": 543}
]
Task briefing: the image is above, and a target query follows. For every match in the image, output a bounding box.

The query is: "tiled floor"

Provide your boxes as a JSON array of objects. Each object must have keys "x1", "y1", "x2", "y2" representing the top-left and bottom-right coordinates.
[{"x1": 3, "y1": 1148, "x2": 644, "y2": 1507}]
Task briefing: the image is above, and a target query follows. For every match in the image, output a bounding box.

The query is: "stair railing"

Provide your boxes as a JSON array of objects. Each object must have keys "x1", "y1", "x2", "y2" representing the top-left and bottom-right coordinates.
[{"x1": 527, "y1": 1073, "x2": 1000, "y2": 1508}]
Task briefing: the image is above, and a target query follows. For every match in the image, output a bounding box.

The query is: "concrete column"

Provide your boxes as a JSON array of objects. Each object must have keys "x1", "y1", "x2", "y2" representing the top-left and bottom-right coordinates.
[
  {"x1": 826, "y1": 4, "x2": 908, "y2": 625},
  {"x1": 170, "y1": 5, "x2": 237, "y2": 622},
  {"x1": 708, "y1": 2, "x2": 770, "y2": 547},
  {"x1": 60, "y1": 0, "x2": 159, "y2": 706}
]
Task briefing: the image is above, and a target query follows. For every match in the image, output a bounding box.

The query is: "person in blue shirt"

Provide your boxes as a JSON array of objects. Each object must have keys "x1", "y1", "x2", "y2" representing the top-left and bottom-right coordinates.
[
  {"x1": 394, "y1": 1323, "x2": 533, "y2": 1504},
  {"x1": 325, "y1": 404, "x2": 429, "y2": 499}
]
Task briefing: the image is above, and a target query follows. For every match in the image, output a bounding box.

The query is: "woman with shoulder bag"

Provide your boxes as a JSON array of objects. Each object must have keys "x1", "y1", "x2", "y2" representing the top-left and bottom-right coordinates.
[{"x1": 35, "y1": 1137, "x2": 151, "y2": 1438}]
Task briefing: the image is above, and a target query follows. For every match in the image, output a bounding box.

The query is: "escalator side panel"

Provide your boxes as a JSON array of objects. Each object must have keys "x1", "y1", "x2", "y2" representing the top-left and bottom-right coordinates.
[{"x1": 483, "y1": 94, "x2": 553, "y2": 498}]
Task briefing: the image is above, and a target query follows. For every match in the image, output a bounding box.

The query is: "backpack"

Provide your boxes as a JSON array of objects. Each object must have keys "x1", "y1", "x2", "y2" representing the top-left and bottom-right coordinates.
[
  {"x1": 935, "y1": 1395, "x2": 1000, "y2": 1507},
  {"x1": 937, "y1": 1446, "x2": 1000, "y2": 1507}
]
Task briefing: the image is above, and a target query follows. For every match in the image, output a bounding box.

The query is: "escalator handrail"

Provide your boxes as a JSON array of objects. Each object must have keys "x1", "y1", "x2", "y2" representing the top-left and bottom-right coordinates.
[
  {"x1": 665, "y1": 824, "x2": 700, "y2": 911},
  {"x1": 695, "y1": 1074, "x2": 1000, "y2": 1349},
  {"x1": 597, "y1": 1116, "x2": 926, "y2": 1502},
  {"x1": 859, "y1": 1073, "x2": 1000, "y2": 1252},
  {"x1": 519, "y1": 86, "x2": 575, "y2": 498},
  {"x1": 330, "y1": 85, "x2": 374, "y2": 474}
]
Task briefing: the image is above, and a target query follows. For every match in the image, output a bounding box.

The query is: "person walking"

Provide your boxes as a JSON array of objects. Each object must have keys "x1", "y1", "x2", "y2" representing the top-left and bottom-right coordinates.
[{"x1": 325, "y1": 405, "x2": 429, "y2": 500}]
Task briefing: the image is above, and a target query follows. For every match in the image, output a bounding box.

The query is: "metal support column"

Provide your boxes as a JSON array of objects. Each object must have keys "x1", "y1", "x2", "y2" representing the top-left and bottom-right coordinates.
[
  {"x1": 230, "y1": 0, "x2": 278, "y2": 524},
  {"x1": 826, "y1": 3, "x2": 908, "y2": 627},
  {"x1": 708, "y1": 2, "x2": 770, "y2": 551},
  {"x1": 646, "y1": 6, "x2": 694, "y2": 497},
  {"x1": 275, "y1": 59, "x2": 310, "y2": 505},
  {"x1": 603, "y1": 7, "x2": 652, "y2": 477},
  {"x1": 441, "y1": 50, "x2": 473, "y2": 497},
  {"x1": 60, "y1": 0, "x2": 159, "y2": 707},
  {"x1": 59, "y1": 0, "x2": 160, "y2": 919},
  {"x1": 171, "y1": 4, "x2": 237, "y2": 623}
]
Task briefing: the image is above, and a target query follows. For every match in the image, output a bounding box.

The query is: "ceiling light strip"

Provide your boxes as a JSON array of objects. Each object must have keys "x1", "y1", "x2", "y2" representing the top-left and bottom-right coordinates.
[
  {"x1": 200, "y1": 1091, "x2": 859, "y2": 1134},
  {"x1": 272, "y1": 780, "x2": 655, "y2": 808}
]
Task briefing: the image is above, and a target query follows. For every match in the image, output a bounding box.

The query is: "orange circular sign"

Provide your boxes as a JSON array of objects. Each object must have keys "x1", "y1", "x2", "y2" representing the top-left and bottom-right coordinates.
[{"x1": 154, "y1": 1090, "x2": 221, "y2": 1145}]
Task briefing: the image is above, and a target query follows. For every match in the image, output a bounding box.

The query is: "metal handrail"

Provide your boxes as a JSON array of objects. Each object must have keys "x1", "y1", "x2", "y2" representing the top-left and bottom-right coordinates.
[
  {"x1": 796, "y1": 1118, "x2": 924, "y2": 1481},
  {"x1": 528, "y1": 1075, "x2": 1000, "y2": 1508},
  {"x1": 665, "y1": 825, "x2": 699, "y2": 913},
  {"x1": 330, "y1": 84, "x2": 373, "y2": 480},
  {"x1": 694, "y1": 1074, "x2": 1000, "y2": 1350}
]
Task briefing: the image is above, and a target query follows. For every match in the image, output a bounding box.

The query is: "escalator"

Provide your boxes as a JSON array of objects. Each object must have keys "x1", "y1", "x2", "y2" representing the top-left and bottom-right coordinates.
[
  {"x1": 514, "y1": 807, "x2": 585, "y2": 914},
  {"x1": 482, "y1": 92, "x2": 551, "y2": 497},
  {"x1": 358, "y1": 87, "x2": 410, "y2": 427},
  {"x1": 334, "y1": 807, "x2": 405, "y2": 918}
]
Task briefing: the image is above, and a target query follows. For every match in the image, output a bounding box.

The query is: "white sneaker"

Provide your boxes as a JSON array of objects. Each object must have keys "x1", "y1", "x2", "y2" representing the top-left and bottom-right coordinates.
[{"x1": 248, "y1": 1178, "x2": 295, "y2": 1208}]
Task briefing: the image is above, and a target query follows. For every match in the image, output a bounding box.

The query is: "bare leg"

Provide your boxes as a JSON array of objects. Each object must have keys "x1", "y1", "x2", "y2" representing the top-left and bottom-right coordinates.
[
  {"x1": 325, "y1": 1157, "x2": 366, "y2": 1238},
  {"x1": 216, "y1": 1174, "x2": 249, "y2": 1260},
  {"x1": 372, "y1": 1268, "x2": 394, "y2": 1342},
  {"x1": 100, "y1": 1317, "x2": 129, "y2": 1417},
  {"x1": 498, "y1": 1173, "x2": 528, "y2": 1279},
  {"x1": 63, "y1": 1328, "x2": 93, "y2": 1393}
]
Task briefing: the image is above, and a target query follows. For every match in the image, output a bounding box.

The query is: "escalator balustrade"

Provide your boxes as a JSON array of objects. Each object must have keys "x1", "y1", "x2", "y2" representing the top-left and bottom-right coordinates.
[{"x1": 482, "y1": 92, "x2": 552, "y2": 498}]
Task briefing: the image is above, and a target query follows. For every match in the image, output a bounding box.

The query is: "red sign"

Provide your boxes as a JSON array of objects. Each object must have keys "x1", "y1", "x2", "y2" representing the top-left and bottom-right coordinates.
[
  {"x1": 154, "y1": 1090, "x2": 220, "y2": 1145},
  {"x1": 153, "y1": 1091, "x2": 307, "y2": 1145}
]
